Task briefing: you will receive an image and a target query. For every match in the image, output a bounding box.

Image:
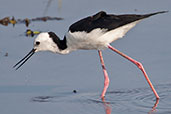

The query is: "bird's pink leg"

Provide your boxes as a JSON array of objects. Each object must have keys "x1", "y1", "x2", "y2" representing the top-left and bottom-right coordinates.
[
  {"x1": 98, "y1": 50, "x2": 110, "y2": 98},
  {"x1": 108, "y1": 44, "x2": 160, "y2": 99}
]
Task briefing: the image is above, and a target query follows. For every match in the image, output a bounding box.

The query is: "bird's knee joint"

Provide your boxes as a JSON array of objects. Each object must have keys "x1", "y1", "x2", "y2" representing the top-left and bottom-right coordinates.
[{"x1": 135, "y1": 61, "x2": 144, "y2": 70}]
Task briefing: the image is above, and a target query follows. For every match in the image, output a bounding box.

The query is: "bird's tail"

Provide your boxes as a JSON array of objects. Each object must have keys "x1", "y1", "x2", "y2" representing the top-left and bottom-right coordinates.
[{"x1": 145, "y1": 11, "x2": 168, "y2": 18}]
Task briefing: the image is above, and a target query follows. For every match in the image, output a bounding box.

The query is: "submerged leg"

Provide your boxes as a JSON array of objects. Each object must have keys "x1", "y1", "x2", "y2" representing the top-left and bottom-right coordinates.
[
  {"x1": 98, "y1": 50, "x2": 110, "y2": 98},
  {"x1": 108, "y1": 44, "x2": 159, "y2": 99}
]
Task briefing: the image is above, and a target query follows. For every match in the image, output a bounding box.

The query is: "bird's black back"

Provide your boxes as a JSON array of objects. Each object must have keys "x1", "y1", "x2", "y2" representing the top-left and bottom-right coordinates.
[{"x1": 69, "y1": 11, "x2": 167, "y2": 33}]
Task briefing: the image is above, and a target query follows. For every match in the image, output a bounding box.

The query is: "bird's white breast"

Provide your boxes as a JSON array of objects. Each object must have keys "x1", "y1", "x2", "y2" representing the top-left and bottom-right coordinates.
[{"x1": 66, "y1": 29, "x2": 107, "y2": 50}]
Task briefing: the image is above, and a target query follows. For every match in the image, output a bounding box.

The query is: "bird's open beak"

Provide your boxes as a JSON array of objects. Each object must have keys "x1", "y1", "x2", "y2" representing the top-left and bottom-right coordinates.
[{"x1": 13, "y1": 48, "x2": 36, "y2": 70}]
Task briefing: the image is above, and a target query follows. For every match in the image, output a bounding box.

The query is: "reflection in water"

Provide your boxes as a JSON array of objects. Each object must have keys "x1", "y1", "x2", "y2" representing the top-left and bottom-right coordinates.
[
  {"x1": 101, "y1": 97, "x2": 112, "y2": 114},
  {"x1": 100, "y1": 96, "x2": 159, "y2": 114},
  {"x1": 31, "y1": 92, "x2": 159, "y2": 114},
  {"x1": 148, "y1": 98, "x2": 159, "y2": 114},
  {"x1": 57, "y1": 0, "x2": 62, "y2": 11},
  {"x1": 101, "y1": 87, "x2": 161, "y2": 114},
  {"x1": 30, "y1": 83, "x2": 171, "y2": 114},
  {"x1": 43, "y1": 0, "x2": 62, "y2": 15},
  {"x1": 43, "y1": 0, "x2": 53, "y2": 16}
]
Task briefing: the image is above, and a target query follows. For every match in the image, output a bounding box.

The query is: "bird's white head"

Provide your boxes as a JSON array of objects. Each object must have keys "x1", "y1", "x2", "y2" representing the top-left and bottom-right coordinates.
[
  {"x1": 13, "y1": 32, "x2": 68, "y2": 70},
  {"x1": 34, "y1": 32, "x2": 59, "y2": 53}
]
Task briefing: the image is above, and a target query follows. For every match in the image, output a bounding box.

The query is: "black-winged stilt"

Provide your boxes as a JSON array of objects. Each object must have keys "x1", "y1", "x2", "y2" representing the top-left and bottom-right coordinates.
[{"x1": 14, "y1": 11, "x2": 167, "y2": 99}]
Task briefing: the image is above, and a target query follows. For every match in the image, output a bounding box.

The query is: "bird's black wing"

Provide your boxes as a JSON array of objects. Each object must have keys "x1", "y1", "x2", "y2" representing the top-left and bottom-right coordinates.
[{"x1": 69, "y1": 11, "x2": 167, "y2": 33}]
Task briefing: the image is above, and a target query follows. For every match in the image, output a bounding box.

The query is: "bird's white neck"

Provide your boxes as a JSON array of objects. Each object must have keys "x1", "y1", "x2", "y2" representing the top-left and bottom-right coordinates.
[
  {"x1": 48, "y1": 32, "x2": 72, "y2": 54},
  {"x1": 34, "y1": 32, "x2": 74, "y2": 55}
]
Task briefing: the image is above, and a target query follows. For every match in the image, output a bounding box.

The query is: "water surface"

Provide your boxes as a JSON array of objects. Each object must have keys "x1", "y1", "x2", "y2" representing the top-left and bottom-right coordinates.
[{"x1": 0, "y1": 0, "x2": 171, "y2": 114}]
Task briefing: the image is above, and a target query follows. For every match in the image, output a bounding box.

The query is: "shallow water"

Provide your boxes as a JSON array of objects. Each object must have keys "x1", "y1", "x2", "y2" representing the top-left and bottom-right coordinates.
[
  {"x1": 0, "y1": 83, "x2": 170, "y2": 114},
  {"x1": 0, "y1": 0, "x2": 171, "y2": 114}
]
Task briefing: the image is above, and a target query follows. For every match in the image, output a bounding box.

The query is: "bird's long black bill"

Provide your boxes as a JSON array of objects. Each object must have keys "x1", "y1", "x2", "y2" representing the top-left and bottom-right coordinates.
[{"x1": 13, "y1": 49, "x2": 36, "y2": 70}]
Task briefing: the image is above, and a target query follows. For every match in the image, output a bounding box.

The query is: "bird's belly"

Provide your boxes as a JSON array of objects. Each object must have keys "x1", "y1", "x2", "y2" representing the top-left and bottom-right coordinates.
[
  {"x1": 68, "y1": 37, "x2": 107, "y2": 50},
  {"x1": 66, "y1": 29, "x2": 109, "y2": 50}
]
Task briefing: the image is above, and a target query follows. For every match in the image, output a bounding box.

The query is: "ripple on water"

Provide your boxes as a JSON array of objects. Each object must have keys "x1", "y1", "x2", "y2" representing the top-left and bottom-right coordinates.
[
  {"x1": 31, "y1": 83, "x2": 171, "y2": 113},
  {"x1": 101, "y1": 83, "x2": 171, "y2": 113}
]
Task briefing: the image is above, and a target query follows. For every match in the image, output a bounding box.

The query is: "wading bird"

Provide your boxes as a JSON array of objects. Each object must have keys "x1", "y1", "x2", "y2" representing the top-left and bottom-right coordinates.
[{"x1": 14, "y1": 11, "x2": 167, "y2": 99}]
